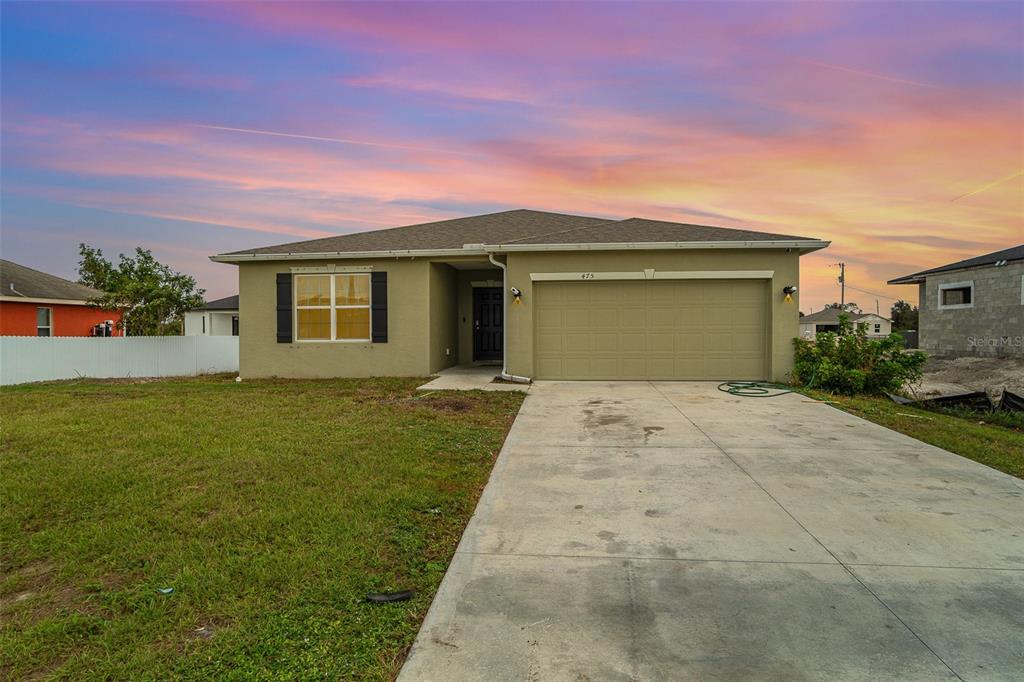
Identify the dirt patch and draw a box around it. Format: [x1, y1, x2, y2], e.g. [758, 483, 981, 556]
[914, 356, 1024, 398]
[419, 396, 474, 413]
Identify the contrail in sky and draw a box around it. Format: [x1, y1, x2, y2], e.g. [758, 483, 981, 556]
[191, 124, 483, 157]
[800, 59, 941, 89]
[952, 169, 1024, 202]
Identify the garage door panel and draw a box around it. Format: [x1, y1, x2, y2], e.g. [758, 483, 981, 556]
[620, 358, 645, 377]
[675, 332, 706, 352]
[677, 308, 704, 327]
[564, 286, 591, 305]
[564, 308, 590, 328]
[536, 308, 563, 329]
[647, 333, 674, 353]
[733, 332, 765, 353]
[621, 332, 646, 352]
[565, 333, 593, 352]
[621, 285, 645, 306]
[536, 333, 564, 353]
[588, 308, 620, 326]
[534, 280, 768, 380]
[592, 333, 620, 352]
[621, 308, 646, 326]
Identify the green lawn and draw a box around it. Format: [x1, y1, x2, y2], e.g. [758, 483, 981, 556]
[0, 376, 524, 680]
[806, 390, 1024, 479]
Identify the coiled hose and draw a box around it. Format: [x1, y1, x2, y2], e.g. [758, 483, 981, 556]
[717, 381, 794, 397]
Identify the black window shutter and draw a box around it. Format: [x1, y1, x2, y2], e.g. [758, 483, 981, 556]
[371, 272, 388, 343]
[276, 273, 292, 343]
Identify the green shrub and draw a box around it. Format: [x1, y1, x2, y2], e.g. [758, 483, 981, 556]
[792, 314, 926, 395]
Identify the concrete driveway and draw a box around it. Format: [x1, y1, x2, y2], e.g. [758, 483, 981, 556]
[400, 381, 1024, 681]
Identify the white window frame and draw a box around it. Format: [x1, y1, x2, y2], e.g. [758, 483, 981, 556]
[36, 307, 52, 336]
[874, 323, 881, 333]
[1020, 274, 1023, 305]
[937, 280, 974, 310]
[294, 273, 372, 342]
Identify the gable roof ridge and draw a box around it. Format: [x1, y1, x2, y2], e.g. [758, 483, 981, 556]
[501, 217, 622, 244]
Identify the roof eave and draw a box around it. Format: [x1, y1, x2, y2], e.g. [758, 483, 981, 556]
[887, 275, 926, 285]
[210, 239, 831, 263]
[483, 239, 830, 253]
[0, 295, 93, 305]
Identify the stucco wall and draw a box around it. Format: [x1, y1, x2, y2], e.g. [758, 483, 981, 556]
[502, 249, 802, 382]
[0, 301, 121, 336]
[428, 263, 459, 373]
[184, 310, 238, 336]
[919, 262, 1024, 357]
[236, 249, 808, 380]
[237, 259, 432, 378]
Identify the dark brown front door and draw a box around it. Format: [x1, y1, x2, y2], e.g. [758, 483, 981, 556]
[473, 287, 503, 362]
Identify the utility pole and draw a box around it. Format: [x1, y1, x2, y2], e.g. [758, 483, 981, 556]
[837, 262, 846, 306]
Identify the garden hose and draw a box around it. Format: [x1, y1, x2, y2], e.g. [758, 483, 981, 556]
[717, 381, 794, 398]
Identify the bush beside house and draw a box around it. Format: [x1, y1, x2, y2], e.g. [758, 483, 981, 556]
[792, 313, 927, 395]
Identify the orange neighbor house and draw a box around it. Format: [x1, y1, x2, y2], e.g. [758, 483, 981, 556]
[0, 259, 121, 336]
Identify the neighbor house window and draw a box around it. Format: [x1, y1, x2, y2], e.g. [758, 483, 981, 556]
[938, 281, 974, 309]
[295, 273, 370, 341]
[36, 307, 52, 336]
[874, 323, 881, 333]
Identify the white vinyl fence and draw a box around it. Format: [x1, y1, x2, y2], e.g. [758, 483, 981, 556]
[1, 336, 239, 385]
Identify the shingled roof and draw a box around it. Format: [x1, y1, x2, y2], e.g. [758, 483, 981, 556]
[0, 259, 102, 302]
[888, 244, 1024, 284]
[200, 295, 239, 311]
[212, 209, 826, 261]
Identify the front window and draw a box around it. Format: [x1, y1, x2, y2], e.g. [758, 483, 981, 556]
[36, 307, 52, 336]
[874, 323, 881, 333]
[295, 273, 371, 341]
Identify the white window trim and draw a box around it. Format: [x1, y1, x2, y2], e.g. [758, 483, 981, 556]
[36, 307, 53, 336]
[290, 264, 374, 274]
[937, 280, 974, 310]
[294, 273, 372, 343]
[1020, 274, 1023, 305]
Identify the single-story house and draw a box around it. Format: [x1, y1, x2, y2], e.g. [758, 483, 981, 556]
[799, 308, 892, 339]
[211, 209, 829, 382]
[184, 295, 239, 337]
[888, 243, 1023, 357]
[0, 259, 120, 337]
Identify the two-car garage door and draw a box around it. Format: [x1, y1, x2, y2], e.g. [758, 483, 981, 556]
[534, 279, 768, 380]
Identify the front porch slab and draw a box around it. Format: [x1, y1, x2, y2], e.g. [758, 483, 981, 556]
[417, 365, 530, 392]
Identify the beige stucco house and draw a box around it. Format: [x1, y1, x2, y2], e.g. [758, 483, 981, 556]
[211, 210, 829, 382]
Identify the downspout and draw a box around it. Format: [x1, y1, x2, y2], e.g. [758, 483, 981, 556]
[487, 252, 531, 384]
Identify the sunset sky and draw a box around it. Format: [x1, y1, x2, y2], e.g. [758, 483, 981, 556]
[2, 1, 1021, 312]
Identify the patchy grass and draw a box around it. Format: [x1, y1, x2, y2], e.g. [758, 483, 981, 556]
[0, 376, 524, 680]
[806, 390, 1024, 479]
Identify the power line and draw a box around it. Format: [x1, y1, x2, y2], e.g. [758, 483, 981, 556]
[843, 283, 900, 302]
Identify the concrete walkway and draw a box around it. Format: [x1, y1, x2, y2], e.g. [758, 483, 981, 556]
[417, 365, 529, 392]
[400, 381, 1024, 681]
